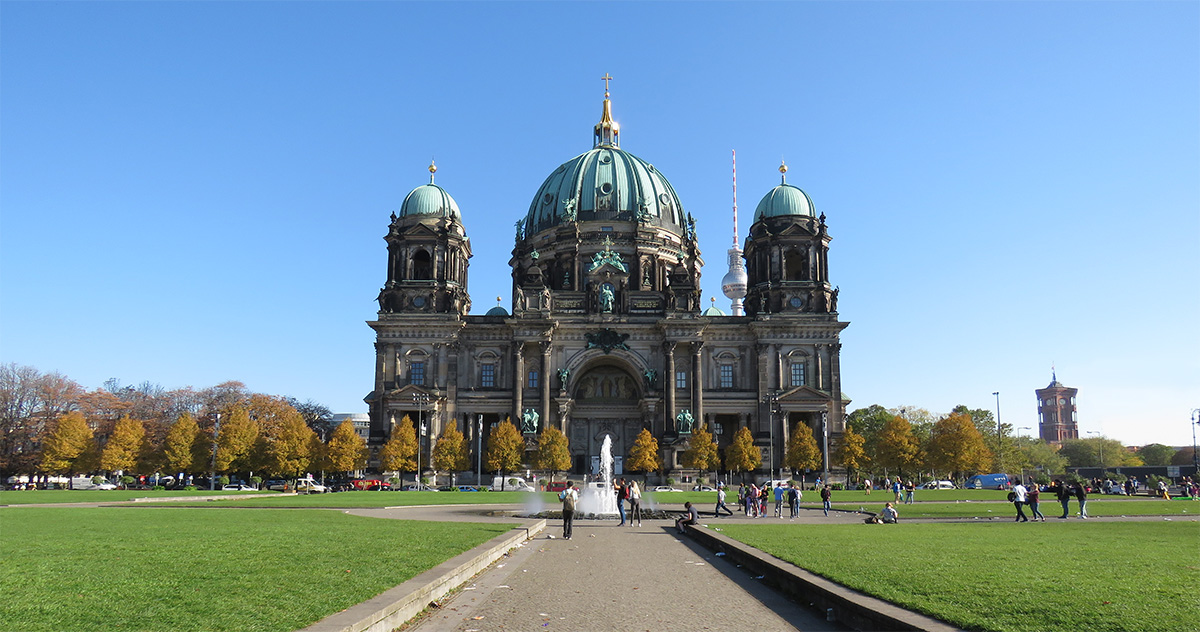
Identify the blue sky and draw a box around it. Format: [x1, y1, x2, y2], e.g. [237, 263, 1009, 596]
[2, 1, 1197, 446]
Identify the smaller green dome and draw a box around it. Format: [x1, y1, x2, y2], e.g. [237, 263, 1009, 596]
[702, 305, 725, 316]
[400, 183, 461, 220]
[753, 183, 815, 221]
[485, 305, 508, 316]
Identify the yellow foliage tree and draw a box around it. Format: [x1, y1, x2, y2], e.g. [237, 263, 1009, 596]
[834, 423, 869, 483]
[326, 419, 368, 474]
[379, 415, 418, 483]
[41, 411, 95, 476]
[531, 425, 570, 480]
[215, 406, 259, 474]
[626, 428, 660, 482]
[679, 423, 720, 474]
[724, 426, 761, 482]
[432, 422, 472, 485]
[875, 415, 922, 478]
[101, 415, 145, 474]
[925, 412, 992, 478]
[784, 421, 822, 474]
[163, 412, 199, 474]
[262, 407, 313, 478]
[484, 419, 525, 483]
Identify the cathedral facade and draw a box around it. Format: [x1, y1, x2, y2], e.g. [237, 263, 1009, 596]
[365, 87, 849, 482]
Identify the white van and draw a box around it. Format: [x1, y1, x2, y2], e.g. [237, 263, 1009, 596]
[70, 476, 116, 490]
[490, 476, 535, 492]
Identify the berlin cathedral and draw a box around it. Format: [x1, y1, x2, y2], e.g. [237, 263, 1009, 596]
[366, 81, 849, 481]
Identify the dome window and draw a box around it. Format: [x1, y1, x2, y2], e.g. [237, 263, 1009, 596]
[600, 182, 613, 195]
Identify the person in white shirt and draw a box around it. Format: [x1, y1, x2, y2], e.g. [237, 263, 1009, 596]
[1012, 482, 1029, 522]
[880, 502, 899, 523]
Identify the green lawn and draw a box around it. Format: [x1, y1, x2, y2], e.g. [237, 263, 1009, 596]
[715, 521, 1200, 632]
[0, 507, 511, 632]
[0, 489, 275, 505]
[174, 490, 557, 507]
[825, 499, 1198, 518]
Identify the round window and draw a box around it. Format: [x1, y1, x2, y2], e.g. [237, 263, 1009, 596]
[412, 296, 426, 308]
[600, 182, 613, 195]
[600, 152, 612, 164]
[543, 193, 554, 205]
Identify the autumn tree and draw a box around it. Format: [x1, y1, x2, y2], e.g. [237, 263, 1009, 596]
[261, 406, 314, 478]
[41, 411, 96, 477]
[784, 421, 822, 475]
[875, 415, 922, 478]
[100, 415, 145, 475]
[484, 419, 525, 487]
[1, 364, 83, 477]
[215, 406, 259, 475]
[625, 428, 660, 483]
[530, 425, 570, 482]
[326, 419, 368, 475]
[724, 426, 761, 483]
[379, 415, 418, 484]
[678, 423, 720, 477]
[163, 412, 200, 474]
[834, 423, 868, 484]
[924, 412, 992, 479]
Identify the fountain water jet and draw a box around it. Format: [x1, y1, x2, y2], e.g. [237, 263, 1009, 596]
[578, 434, 618, 516]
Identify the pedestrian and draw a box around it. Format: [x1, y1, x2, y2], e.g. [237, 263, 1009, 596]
[904, 480, 915, 505]
[737, 483, 746, 514]
[758, 485, 768, 517]
[676, 501, 699, 534]
[1158, 479, 1171, 501]
[864, 478, 872, 495]
[892, 479, 903, 503]
[787, 482, 800, 518]
[747, 484, 759, 517]
[1072, 481, 1089, 519]
[820, 485, 832, 517]
[714, 484, 733, 517]
[1027, 482, 1045, 521]
[628, 479, 643, 526]
[1052, 480, 1071, 518]
[774, 481, 785, 518]
[880, 501, 899, 524]
[614, 478, 628, 526]
[1011, 480, 1029, 522]
[558, 482, 579, 540]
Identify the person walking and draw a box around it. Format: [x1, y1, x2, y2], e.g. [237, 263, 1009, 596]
[820, 485, 832, 517]
[904, 480, 915, 505]
[714, 484, 734, 517]
[892, 479, 903, 503]
[614, 478, 628, 526]
[1158, 479, 1172, 501]
[774, 482, 785, 518]
[1012, 480, 1029, 522]
[737, 483, 746, 514]
[1027, 482, 1045, 521]
[558, 483, 579, 540]
[1072, 481, 1089, 519]
[787, 483, 800, 518]
[628, 479, 643, 526]
[864, 478, 872, 495]
[1053, 480, 1072, 519]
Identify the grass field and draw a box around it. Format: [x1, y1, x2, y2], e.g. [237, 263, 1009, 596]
[0, 507, 511, 632]
[715, 521, 1200, 632]
[0, 489, 276, 505]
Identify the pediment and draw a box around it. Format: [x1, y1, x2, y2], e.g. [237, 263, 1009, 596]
[401, 224, 441, 239]
[777, 385, 830, 402]
[389, 383, 438, 401]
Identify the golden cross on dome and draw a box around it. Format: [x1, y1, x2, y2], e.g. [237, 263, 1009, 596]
[601, 73, 613, 95]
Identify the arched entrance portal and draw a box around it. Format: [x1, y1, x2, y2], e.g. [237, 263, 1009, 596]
[568, 364, 643, 475]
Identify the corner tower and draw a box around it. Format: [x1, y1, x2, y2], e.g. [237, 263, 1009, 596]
[1036, 371, 1078, 443]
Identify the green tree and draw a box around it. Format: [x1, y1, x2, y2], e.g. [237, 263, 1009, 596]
[724, 426, 761, 482]
[531, 425, 570, 481]
[1137, 443, 1177, 466]
[379, 416, 417, 483]
[924, 412, 992, 479]
[163, 412, 199, 474]
[951, 404, 997, 443]
[484, 419, 525, 485]
[1171, 447, 1196, 466]
[41, 411, 95, 476]
[326, 419, 368, 475]
[845, 405, 893, 472]
[626, 428, 660, 482]
[215, 407, 259, 474]
[784, 421, 822, 473]
[433, 422, 471, 484]
[834, 423, 868, 483]
[1059, 437, 1137, 469]
[679, 423, 720, 474]
[875, 415, 921, 478]
[1019, 440, 1068, 475]
[100, 415, 145, 474]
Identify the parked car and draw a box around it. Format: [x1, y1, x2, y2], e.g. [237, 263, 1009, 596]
[222, 484, 257, 491]
[266, 480, 288, 491]
[692, 485, 717, 492]
[403, 484, 439, 491]
[295, 480, 327, 493]
[652, 486, 682, 492]
[921, 480, 955, 490]
[964, 473, 1009, 489]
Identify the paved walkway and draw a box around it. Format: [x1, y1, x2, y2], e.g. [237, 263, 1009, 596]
[345, 504, 860, 632]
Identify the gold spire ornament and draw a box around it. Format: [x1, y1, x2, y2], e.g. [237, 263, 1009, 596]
[594, 73, 620, 148]
[429, 158, 437, 184]
[779, 159, 788, 184]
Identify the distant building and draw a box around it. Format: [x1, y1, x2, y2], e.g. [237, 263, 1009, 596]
[332, 413, 371, 441]
[1036, 372, 1078, 443]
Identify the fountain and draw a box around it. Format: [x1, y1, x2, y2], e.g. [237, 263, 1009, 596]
[578, 434, 618, 516]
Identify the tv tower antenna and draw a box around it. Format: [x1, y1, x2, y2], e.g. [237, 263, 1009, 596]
[721, 150, 748, 315]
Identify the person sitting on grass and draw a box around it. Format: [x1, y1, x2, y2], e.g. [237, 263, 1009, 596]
[676, 501, 699, 534]
[880, 502, 899, 524]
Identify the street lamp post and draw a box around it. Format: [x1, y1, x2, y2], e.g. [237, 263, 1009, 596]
[1086, 430, 1103, 471]
[413, 393, 431, 488]
[209, 413, 221, 491]
[821, 410, 829, 485]
[1191, 409, 1200, 473]
[762, 392, 780, 481]
[992, 392, 1001, 471]
[477, 414, 484, 486]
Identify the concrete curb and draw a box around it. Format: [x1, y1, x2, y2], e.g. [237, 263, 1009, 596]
[298, 520, 547, 632]
[685, 525, 961, 632]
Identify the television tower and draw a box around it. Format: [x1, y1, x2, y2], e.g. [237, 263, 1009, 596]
[721, 150, 748, 315]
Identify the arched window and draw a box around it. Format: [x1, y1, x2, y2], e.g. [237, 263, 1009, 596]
[784, 248, 809, 281]
[412, 250, 433, 280]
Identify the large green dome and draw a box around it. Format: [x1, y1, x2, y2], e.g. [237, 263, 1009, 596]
[523, 146, 686, 235]
[753, 182, 815, 221]
[400, 183, 461, 221]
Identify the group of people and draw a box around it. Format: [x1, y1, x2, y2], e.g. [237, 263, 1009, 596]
[732, 482, 805, 519]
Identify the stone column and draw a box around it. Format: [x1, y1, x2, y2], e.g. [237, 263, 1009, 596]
[513, 344, 525, 424]
[664, 341, 677, 433]
[691, 341, 704, 425]
[541, 341, 552, 430]
[815, 344, 825, 391]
